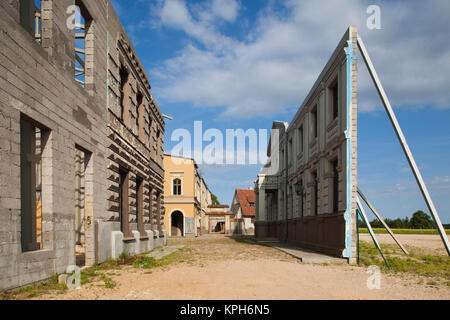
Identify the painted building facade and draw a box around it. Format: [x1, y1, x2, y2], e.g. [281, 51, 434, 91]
[0, 0, 165, 291]
[163, 155, 212, 237]
[254, 27, 358, 262]
[230, 189, 256, 235]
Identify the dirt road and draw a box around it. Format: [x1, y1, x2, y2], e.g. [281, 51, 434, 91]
[33, 234, 449, 300]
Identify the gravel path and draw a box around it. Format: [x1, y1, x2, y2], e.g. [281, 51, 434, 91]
[36, 234, 449, 300]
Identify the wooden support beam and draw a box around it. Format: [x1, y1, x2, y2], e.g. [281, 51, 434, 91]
[357, 188, 409, 255]
[357, 35, 450, 256]
[75, 23, 85, 30]
[357, 198, 390, 269]
[75, 53, 85, 68]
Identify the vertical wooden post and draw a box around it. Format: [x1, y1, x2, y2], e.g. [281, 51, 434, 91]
[357, 198, 390, 269]
[358, 188, 408, 255]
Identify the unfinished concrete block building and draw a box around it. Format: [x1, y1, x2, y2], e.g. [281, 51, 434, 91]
[0, 0, 165, 291]
[254, 27, 358, 262]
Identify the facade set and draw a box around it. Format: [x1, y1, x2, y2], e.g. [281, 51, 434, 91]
[230, 188, 256, 235]
[163, 154, 212, 237]
[0, 0, 166, 291]
[254, 27, 358, 262]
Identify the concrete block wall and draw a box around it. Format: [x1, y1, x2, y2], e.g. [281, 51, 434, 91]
[105, 3, 165, 236]
[106, 228, 166, 260]
[0, 0, 166, 291]
[0, 0, 109, 291]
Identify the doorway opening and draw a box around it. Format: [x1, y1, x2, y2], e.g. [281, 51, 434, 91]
[171, 211, 184, 237]
[214, 221, 225, 233]
[75, 147, 88, 267]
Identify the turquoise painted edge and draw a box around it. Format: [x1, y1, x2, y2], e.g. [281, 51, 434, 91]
[343, 37, 355, 258]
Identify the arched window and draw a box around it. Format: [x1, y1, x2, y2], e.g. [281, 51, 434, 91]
[173, 178, 182, 195]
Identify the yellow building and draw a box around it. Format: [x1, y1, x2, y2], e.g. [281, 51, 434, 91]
[163, 155, 212, 237]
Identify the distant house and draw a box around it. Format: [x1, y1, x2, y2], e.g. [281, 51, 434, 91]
[231, 189, 256, 235]
[205, 205, 233, 234]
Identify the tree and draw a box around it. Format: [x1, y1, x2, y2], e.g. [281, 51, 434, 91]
[370, 219, 383, 228]
[357, 210, 436, 230]
[410, 210, 435, 229]
[211, 193, 220, 205]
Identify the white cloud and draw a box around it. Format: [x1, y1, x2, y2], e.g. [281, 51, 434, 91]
[155, 0, 238, 50]
[365, 175, 450, 200]
[211, 0, 240, 22]
[151, 0, 450, 119]
[430, 176, 450, 191]
[160, 0, 191, 27]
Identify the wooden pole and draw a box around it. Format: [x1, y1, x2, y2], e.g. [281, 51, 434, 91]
[357, 198, 390, 269]
[357, 35, 450, 256]
[357, 188, 409, 255]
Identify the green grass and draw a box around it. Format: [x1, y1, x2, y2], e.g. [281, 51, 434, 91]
[358, 228, 450, 235]
[0, 275, 67, 300]
[133, 257, 160, 269]
[158, 247, 194, 265]
[99, 274, 116, 289]
[358, 241, 450, 282]
[79, 258, 122, 285]
[1, 257, 125, 299]
[132, 247, 191, 270]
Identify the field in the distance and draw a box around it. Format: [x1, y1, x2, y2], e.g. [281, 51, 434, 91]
[358, 228, 450, 235]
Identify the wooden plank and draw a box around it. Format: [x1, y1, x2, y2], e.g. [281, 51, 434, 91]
[358, 188, 408, 255]
[75, 52, 85, 67]
[357, 198, 390, 268]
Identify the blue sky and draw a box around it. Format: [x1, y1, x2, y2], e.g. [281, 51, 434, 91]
[110, 0, 450, 223]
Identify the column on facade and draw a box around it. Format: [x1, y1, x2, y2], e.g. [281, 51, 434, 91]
[257, 187, 267, 221]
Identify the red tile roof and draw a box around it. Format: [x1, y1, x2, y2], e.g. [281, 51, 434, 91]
[236, 189, 256, 217]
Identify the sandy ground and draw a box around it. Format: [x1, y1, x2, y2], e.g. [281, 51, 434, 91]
[359, 233, 449, 254]
[32, 234, 450, 300]
[41, 260, 449, 300]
